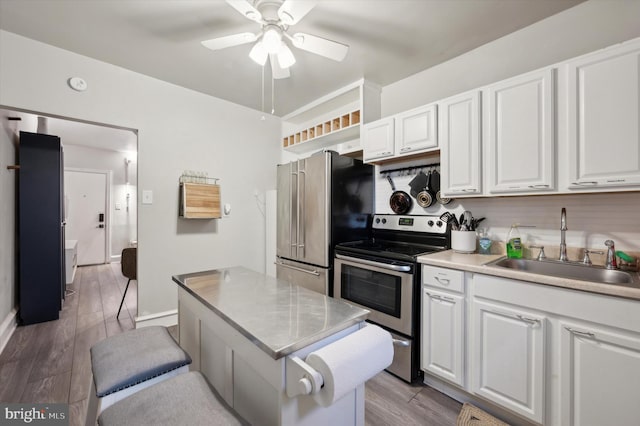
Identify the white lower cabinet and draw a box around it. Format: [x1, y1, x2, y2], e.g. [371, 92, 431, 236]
[470, 298, 546, 424]
[560, 320, 640, 426]
[422, 287, 465, 387]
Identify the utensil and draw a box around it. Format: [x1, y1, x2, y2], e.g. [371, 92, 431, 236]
[416, 171, 435, 208]
[387, 175, 412, 214]
[408, 171, 428, 198]
[431, 170, 452, 205]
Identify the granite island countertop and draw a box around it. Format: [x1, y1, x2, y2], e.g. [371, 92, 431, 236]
[172, 266, 369, 360]
[417, 250, 640, 301]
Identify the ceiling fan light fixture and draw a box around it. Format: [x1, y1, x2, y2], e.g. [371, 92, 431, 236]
[278, 44, 296, 68]
[262, 26, 283, 54]
[249, 41, 268, 66]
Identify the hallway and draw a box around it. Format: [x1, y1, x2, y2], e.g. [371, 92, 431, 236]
[0, 263, 136, 426]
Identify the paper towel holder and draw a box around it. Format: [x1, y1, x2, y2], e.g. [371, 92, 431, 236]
[285, 357, 324, 398]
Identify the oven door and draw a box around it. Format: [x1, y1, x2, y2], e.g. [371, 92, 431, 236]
[333, 253, 414, 336]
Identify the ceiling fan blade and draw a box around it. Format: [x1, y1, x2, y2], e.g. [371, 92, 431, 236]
[290, 32, 348, 62]
[278, 0, 317, 25]
[225, 0, 263, 23]
[201, 32, 257, 51]
[270, 53, 290, 79]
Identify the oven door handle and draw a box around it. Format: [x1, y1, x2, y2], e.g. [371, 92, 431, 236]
[335, 254, 412, 273]
[392, 338, 410, 347]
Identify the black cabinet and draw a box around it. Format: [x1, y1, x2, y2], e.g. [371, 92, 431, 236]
[18, 131, 65, 325]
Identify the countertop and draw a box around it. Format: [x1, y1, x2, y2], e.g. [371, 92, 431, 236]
[172, 267, 369, 360]
[417, 250, 640, 301]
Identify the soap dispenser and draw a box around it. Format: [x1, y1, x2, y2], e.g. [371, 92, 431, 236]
[506, 224, 523, 259]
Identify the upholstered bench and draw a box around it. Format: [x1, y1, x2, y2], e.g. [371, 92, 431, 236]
[86, 326, 192, 426]
[98, 371, 247, 426]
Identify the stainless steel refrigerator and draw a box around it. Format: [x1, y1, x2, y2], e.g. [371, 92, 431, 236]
[276, 150, 373, 295]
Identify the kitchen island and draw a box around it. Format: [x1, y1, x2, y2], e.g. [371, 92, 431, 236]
[172, 267, 373, 426]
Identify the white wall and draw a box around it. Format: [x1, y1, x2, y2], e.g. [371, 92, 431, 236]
[376, 0, 640, 252]
[382, 0, 640, 116]
[0, 113, 18, 333]
[0, 31, 281, 322]
[63, 144, 138, 260]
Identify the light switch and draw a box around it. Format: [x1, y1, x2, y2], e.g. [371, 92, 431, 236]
[142, 190, 153, 205]
[115, 203, 122, 210]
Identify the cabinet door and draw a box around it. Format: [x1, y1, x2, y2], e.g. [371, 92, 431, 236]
[487, 68, 555, 193]
[471, 299, 545, 423]
[560, 321, 640, 426]
[567, 40, 640, 189]
[439, 90, 482, 196]
[363, 117, 394, 162]
[395, 104, 437, 155]
[422, 288, 464, 387]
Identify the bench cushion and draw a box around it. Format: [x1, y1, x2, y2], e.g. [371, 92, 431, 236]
[90, 326, 191, 397]
[98, 372, 247, 426]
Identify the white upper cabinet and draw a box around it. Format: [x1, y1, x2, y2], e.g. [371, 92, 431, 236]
[362, 117, 395, 161]
[486, 68, 555, 193]
[395, 104, 438, 155]
[439, 90, 482, 196]
[566, 39, 640, 189]
[363, 104, 437, 162]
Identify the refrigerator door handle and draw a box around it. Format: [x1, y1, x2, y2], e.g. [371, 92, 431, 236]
[275, 260, 320, 276]
[290, 169, 297, 257]
[298, 165, 306, 258]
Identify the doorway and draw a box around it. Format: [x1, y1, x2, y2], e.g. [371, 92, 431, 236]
[64, 168, 110, 266]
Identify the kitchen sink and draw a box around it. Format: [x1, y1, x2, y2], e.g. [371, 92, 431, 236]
[486, 257, 636, 285]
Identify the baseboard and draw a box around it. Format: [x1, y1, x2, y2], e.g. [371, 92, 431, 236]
[0, 308, 18, 356]
[135, 309, 178, 328]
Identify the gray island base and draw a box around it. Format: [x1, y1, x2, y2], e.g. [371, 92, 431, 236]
[172, 267, 374, 425]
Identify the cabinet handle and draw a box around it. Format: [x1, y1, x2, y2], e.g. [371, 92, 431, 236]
[461, 189, 478, 192]
[400, 147, 412, 152]
[434, 276, 450, 286]
[606, 179, 626, 183]
[528, 184, 550, 188]
[572, 181, 598, 186]
[565, 327, 595, 338]
[426, 292, 454, 303]
[508, 186, 521, 189]
[516, 315, 540, 325]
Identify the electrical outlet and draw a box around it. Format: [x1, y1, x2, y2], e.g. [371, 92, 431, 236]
[142, 190, 153, 205]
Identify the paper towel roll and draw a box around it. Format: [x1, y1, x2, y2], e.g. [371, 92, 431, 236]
[305, 324, 393, 407]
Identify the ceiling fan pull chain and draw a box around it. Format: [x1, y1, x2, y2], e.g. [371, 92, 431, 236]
[271, 72, 275, 114]
[261, 64, 265, 115]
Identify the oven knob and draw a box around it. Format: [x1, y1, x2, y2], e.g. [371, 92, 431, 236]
[436, 220, 443, 227]
[428, 220, 434, 227]
[375, 218, 380, 224]
[381, 218, 387, 224]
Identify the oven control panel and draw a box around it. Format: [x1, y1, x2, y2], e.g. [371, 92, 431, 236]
[372, 214, 448, 234]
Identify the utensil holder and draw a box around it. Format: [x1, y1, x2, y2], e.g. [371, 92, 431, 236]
[452, 231, 476, 254]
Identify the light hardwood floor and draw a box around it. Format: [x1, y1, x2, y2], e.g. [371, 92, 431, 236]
[0, 264, 461, 426]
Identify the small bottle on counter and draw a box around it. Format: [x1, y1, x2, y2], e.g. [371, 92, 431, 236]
[478, 228, 492, 255]
[506, 224, 523, 259]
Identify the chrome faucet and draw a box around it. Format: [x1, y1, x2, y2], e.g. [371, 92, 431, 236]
[559, 208, 568, 262]
[604, 240, 617, 270]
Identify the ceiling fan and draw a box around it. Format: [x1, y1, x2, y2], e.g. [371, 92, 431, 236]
[201, 0, 349, 79]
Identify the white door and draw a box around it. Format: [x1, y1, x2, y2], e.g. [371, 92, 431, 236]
[362, 117, 395, 162]
[439, 90, 482, 196]
[487, 68, 555, 193]
[560, 320, 640, 426]
[567, 39, 640, 189]
[64, 170, 108, 265]
[471, 298, 546, 423]
[395, 104, 438, 155]
[422, 287, 465, 387]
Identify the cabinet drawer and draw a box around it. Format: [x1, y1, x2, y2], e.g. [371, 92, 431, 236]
[422, 265, 464, 293]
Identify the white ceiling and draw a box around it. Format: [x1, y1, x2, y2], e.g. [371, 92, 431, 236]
[0, 0, 585, 118]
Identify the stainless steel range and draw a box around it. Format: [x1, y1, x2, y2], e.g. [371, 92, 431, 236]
[333, 214, 451, 382]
